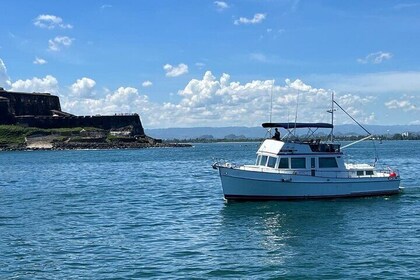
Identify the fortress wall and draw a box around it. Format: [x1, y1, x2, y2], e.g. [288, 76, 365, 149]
[0, 90, 145, 135]
[0, 91, 61, 116]
[15, 114, 145, 135]
[0, 98, 15, 124]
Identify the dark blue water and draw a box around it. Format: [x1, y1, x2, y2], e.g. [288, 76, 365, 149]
[1, 141, 419, 279]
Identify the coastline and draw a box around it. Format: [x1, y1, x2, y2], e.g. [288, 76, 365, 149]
[0, 125, 192, 151]
[0, 141, 192, 151]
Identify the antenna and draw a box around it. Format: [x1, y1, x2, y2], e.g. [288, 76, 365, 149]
[327, 91, 336, 142]
[269, 81, 274, 123]
[294, 89, 299, 136]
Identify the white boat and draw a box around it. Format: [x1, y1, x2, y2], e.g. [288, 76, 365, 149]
[213, 100, 401, 200]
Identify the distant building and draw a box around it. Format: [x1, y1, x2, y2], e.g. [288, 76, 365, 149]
[0, 87, 144, 135]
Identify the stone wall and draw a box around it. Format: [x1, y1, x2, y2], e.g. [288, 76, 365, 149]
[0, 89, 145, 136]
[0, 90, 61, 116]
[0, 97, 14, 124]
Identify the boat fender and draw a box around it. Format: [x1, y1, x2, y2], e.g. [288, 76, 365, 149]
[388, 172, 397, 180]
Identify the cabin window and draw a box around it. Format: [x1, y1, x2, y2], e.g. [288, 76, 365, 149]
[311, 158, 316, 168]
[366, 170, 374, 176]
[319, 157, 338, 168]
[256, 155, 261, 165]
[260, 155, 268, 166]
[357, 171, 364, 176]
[291, 158, 306, 169]
[267, 157, 277, 168]
[278, 158, 289, 169]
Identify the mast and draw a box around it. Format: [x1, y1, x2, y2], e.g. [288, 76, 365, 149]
[327, 91, 336, 142]
[294, 89, 300, 136]
[331, 91, 334, 142]
[269, 82, 273, 123]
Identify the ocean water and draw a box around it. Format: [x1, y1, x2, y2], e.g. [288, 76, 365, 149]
[0, 141, 419, 279]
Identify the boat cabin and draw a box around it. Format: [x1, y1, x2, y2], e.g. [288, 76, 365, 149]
[249, 122, 380, 178]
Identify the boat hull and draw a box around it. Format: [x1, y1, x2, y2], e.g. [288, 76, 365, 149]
[217, 166, 401, 200]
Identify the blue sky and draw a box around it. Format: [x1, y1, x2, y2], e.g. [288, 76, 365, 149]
[0, 0, 419, 128]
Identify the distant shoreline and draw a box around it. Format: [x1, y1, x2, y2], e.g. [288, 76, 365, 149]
[163, 136, 420, 144]
[0, 142, 192, 152]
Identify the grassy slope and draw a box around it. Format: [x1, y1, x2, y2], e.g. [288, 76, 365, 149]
[0, 125, 101, 145]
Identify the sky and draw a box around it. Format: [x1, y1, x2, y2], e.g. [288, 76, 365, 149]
[0, 0, 419, 128]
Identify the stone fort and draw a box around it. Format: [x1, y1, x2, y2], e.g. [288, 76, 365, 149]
[0, 88, 145, 135]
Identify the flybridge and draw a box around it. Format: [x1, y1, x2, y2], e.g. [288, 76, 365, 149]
[262, 122, 334, 129]
[263, 122, 334, 142]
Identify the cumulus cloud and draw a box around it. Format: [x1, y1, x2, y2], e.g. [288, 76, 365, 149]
[33, 57, 47, 65]
[62, 86, 151, 116]
[142, 80, 153, 87]
[9, 75, 59, 94]
[70, 77, 96, 98]
[163, 63, 189, 77]
[0, 58, 11, 87]
[385, 99, 417, 111]
[234, 13, 266, 25]
[4, 54, 416, 128]
[357, 51, 393, 64]
[48, 36, 74, 51]
[214, 1, 229, 11]
[33, 14, 73, 29]
[21, 71, 370, 128]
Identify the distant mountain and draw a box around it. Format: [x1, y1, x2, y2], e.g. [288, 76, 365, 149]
[145, 124, 420, 140]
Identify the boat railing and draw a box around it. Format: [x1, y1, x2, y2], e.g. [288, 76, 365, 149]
[278, 168, 399, 179]
[213, 159, 399, 179]
[238, 165, 399, 179]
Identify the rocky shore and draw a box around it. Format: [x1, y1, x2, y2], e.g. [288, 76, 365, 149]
[0, 142, 192, 151]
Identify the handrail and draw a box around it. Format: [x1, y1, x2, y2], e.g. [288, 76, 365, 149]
[234, 165, 398, 179]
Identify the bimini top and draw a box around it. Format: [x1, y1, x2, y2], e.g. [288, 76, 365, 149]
[262, 122, 333, 129]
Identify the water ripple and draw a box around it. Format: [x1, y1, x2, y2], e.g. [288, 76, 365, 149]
[0, 142, 419, 279]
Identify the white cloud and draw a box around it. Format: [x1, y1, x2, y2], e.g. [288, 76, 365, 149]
[214, 1, 229, 11]
[357, 51, 393, 64]
[2, 55, 418, 128]
[234, 13, 266, 25]
[33, 14, 73, 29]
[385, 99, 417, 111]
[48, 36, 74, 51]
[285, 78, 314, 92]
[163, 63, 189, 77]
[33, 57, 47, 65]
[70, 77, 96, 98]
[9, 75, 59, 94]
[142, 80, 153, 87]
[6, 72, 405, 128]
[62, 86, 151, 116]
[0, 58, 11, 87]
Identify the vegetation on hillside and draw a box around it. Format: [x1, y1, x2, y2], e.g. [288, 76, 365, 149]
[0, 125, 102, 145]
